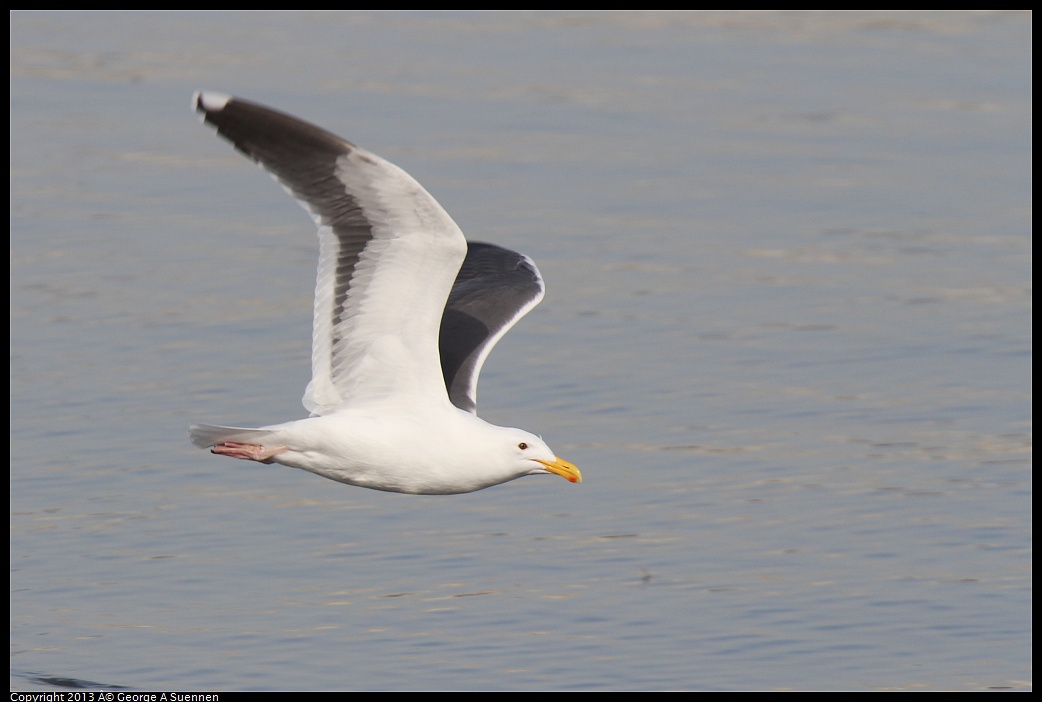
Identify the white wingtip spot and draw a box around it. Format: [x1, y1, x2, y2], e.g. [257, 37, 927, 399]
[193, 90, 232, 115]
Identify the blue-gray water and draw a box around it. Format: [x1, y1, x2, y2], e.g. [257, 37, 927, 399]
[10, 11, 1031, 691]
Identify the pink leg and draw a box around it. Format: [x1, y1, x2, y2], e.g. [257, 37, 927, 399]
[211, 441, 288, 464]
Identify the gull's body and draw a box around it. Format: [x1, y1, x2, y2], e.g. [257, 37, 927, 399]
[188, 92, 580, 494]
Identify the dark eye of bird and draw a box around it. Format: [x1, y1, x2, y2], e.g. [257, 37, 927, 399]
[518, 442, 528, 450]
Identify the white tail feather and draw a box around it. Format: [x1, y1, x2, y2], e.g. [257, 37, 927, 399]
[189, 423, 274, 448]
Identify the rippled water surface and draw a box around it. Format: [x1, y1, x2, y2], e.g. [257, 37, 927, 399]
[11, 11, 1031, 691]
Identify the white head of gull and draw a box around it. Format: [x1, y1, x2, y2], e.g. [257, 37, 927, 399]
[188, 91, 581, 495]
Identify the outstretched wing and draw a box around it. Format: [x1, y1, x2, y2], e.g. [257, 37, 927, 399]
[194, 92, 467, 415]
[439, 242, 545, 414]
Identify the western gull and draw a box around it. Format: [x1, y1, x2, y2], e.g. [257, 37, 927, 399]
[187, 92, 581, 495]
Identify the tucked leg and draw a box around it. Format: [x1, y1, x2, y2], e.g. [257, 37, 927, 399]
[211, 442, 288, 464]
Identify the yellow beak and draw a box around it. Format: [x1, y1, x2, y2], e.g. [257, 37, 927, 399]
[534, 456, 582, 484]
